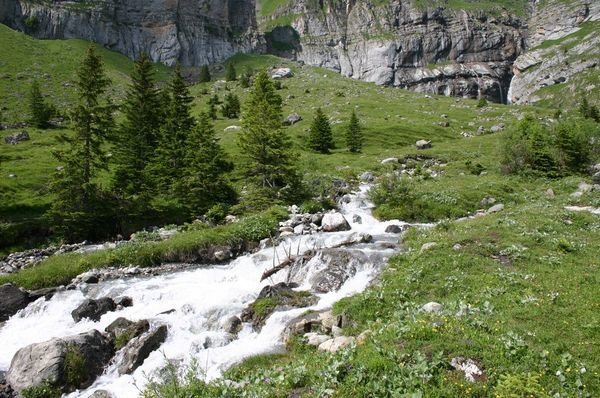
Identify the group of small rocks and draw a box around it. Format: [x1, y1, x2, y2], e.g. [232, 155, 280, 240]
[0, 243, 84, 275]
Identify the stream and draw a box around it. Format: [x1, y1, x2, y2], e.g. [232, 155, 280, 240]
[0, 185, 416, 398]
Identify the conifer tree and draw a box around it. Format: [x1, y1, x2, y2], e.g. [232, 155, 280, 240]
[238, 71, 298, 198]
[29, 80, 52, 128]
[176, 112, 235, 216]
[308, 108, 334, 153]
[225, 63, 237, 82]
[151, 62, 196, 191]
[199, 64, 211, 83]
[48, 47, 114, 240]
[221, 92, 241, 119]
[240, 66, 253, 88]
[346, 110, 363, 153]
[112, 53, 163, 198]
[208, 94, 219, 120]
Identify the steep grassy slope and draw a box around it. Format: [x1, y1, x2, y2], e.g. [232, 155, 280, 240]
[0, 24, 168, 253]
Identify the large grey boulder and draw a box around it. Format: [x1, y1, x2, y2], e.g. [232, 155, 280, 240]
[118, 325, 168, 375]
[6, 330, 114, 393]
[72, 297, 116, 322]
[321, 212, 351, 232]
[0, 284, 32, 322]
[309, 249, 369, 293]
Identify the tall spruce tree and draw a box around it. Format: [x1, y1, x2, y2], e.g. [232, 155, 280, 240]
[112, 53, 163, 198]
[346, 110, 363, 153]
[176, 112, 235, 216]
[199, 64, 211, 83]
[48, 47, 114, 240]
[29, 80, 52, 128]
[151, 62, 196, 191]
[308, 108, 334, 153]
[225, 63, 237, 82]
[238, 71, 298, 199]
[208, 94, 219, 120]
[221, 92, 241, 119]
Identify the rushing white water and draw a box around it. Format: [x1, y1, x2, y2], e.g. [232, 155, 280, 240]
[0, 185, 414, 398]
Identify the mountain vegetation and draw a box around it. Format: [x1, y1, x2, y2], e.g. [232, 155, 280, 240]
[0, 17, 599, 397]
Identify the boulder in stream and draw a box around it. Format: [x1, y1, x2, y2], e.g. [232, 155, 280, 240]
[72, 297, 117, 322]
[6, 330, 114, 393]
[118, 325, 168, 375]
[0, 284, 32, 322]
[321, 212, 351, 232]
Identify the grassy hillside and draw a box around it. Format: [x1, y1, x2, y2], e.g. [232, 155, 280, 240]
[0, 26, 526, 253]
[0, 24, 168, 253]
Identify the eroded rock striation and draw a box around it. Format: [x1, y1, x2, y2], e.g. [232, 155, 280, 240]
[263, 0, 525, 103]
[0, 0, 262, 66]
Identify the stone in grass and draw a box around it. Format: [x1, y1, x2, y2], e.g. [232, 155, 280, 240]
[381, 157, 399, 165]
[318, 336, 355, 353]
[416, 140, 432, 150]
[450, 357, 486, 382]
[421, 302, 443, 313]
[486, 204, 504, 214]
[304, 333, 330, 347]
[420, 242, 437, 253]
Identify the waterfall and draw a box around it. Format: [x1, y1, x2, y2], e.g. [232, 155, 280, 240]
[0, 185, 419, 398]
[506, 74, 516, 105]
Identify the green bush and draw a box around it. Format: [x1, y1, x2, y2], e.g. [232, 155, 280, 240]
[22, 382, 61, 398]
[65, 345, 86, 390]
[495, 373, 551, 398]
[477, 97, 488, 108]
[501, 115, 598, 176]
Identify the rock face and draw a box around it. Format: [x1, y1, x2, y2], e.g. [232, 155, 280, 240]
[508, 0, 600, 105]
[0, 0, 262, 66]
[6, 330, 114, 393]
[262, 0, 525, 103]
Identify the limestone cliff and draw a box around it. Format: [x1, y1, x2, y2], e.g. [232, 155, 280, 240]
[0, 0, 262, 66]
[262, 0, 525, 103]
[508, 0, 599, 105]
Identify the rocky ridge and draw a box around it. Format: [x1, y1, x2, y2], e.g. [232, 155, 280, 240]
[0, 0, 262, 66]
[264, 0, 525, 103]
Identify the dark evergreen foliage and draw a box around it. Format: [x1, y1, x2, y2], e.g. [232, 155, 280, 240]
[238, 71, 299, 201]
[199, 64, 211, 83]
[225, 63, 237, 82]
[28, 80, 52, 128]
[150, 62, 196, 191]
[176, 112, 235, 216]
[221, 92, 241, 119]
[47, 47, 115, 241]
[308, 108, 334, 153]
[346, 110, 363, 153]
[112, 53, 163, 198]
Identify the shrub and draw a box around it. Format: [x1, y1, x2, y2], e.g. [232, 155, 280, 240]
[477, 97, 488, 108]
[22, 382, 61, 398]
[495, 373, 551, 398]
[65, 345, 86, 389]
[502, 115, 599, 176]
